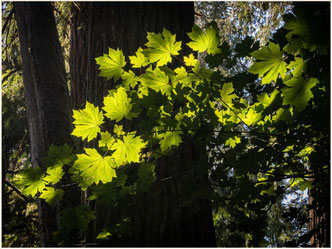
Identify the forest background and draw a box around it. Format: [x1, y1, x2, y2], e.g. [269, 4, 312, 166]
[2, 1, 330, 247]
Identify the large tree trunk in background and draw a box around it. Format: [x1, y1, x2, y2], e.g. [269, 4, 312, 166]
[309, 173, 330, 247]
[70, 2, 216, 246]
[15, 2, 74, 246]
[309, 186, 330, 247]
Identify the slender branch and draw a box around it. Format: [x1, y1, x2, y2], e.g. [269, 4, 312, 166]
[2, 67, 21, 84]
[4, 180, 32, 202]
[2, 8, 14, 35]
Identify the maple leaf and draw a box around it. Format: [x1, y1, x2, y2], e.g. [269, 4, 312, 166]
[287, 57, 307, 77]
[183, 53, 198, 67]
[111, 132, 147, 166]
[39, 187, 64, 205]
[113, 124, 125, 136]
[282, 77, 319, 112]
[140, 68, 172, 95]
[96, 48, 126, 81]
[158, 130, 183, 151]
[72, 102, 104, 142]
[121, 70, 139, 89]
[257, 89, 279, 108]
[187, 23, 221, 55]
[225, 136, 241, 148]
[249, 42, 287, 85]
[60, 205, 95, 231]
[142, 29, 182, 67]
[103, 87, 137, 122]
[98, 131, 115, 149]
[43, 144, 75, 167]
[129, 47, 149, 68]
[73, 148, 117, 185]
[219, 82, 238, 106]
[44, 166, 64, 184]
[239, 107, 262, 126]
[15, 166, 46, 197]
[137, 163, 156, 192]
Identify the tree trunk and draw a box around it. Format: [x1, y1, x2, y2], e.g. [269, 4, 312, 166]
[309, 175, 330, 247]
[14, 2, 74, 246]
[70, 2, 216, 246]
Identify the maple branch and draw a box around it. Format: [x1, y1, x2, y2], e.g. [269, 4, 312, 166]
[5, 180, 32, 203]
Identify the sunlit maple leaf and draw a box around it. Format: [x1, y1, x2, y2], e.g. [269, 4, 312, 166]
[72, 102, 104, 142]
[158, 130, 183, 152]
[287, 57, 307, 77]
[15, 166, 46, 197]
[111, 132, 147, 166]
[142, 29, 181, 67]
[96, 48, 126, 81]
[98, 131, 115, 149]
[73, 148, 117, 185]
[187, 22, 221, 55]
[282, 77, 319, 112]
[183, 53, 198, 67]
[39, 187, 64, 205]
[129, 47, 149, 68]
[225, 136, 241, 148]
[249, 42, 287, 85]
[140, 68, 172, 95]
[239, 107, 262, 126]
[219, 82, 238, 106]
[103, 87, 138, 122]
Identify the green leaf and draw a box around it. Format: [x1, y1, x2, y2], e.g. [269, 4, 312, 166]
[225, 136, 241, 148]
[88, 182, 117, 202]
[282, 77, 319, 112]
[43, 144, 75, 167]
[129, 47, 149, 68]
[219, 82, 238, 106]
[16, 166, 46, 197]
[249, 42, 287, 85]
[111, 132, 147, 166]
[287, 57, 307, 77]
[140, 68, 172, 95]
[103, 87, 137, 122]
[60, 205, 95, 231]
[73, 148, 117, 186]
[142, 29, 181, 67]
[183, 53, 198, 67]
[158, 130, 183, 152]
[137, 163, 156, 192]
[257, 89, 279, 108]
[96, 48, 126, 81]
[272, 108, 293, 123]
[113, 124, 125, 136]
[44, 166, 64, 185]
[187, 23, 221, 54]
[121, 70, 139, 89]
[239, 107, 262, 126]
[98, 131, 115, 149]
[72, 102, 104, 142]
[96, 229, 112, 240]
[39, 187, 64, 205]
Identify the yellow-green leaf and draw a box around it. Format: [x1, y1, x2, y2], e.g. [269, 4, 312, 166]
[15, 166, 46, 197]
[187, 23, 221, 54]
[103, 87, 137, 122]
[129, 47, 149, 68]
[39, 187, 64, 205]
[282, 77, 319, 112]
[111, 132, 147, 166]
[73, 148, 117, 186]
[249, 42, 287, 85]
[72, 102, 104, 142]
[142, 29, 181, 67]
